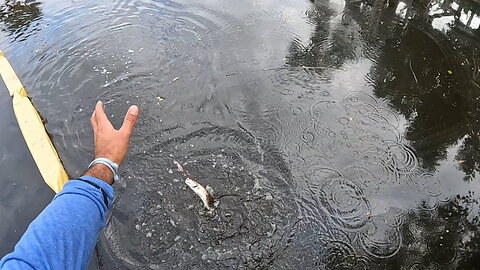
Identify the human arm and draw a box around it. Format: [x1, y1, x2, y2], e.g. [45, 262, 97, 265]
[0, 101, 139, 270]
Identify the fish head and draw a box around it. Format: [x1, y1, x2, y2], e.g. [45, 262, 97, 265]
[185, 178, 198, 188]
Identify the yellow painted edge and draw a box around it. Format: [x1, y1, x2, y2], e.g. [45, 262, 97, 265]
[1, 51, 68, 193]
[0, 52, 24, 97]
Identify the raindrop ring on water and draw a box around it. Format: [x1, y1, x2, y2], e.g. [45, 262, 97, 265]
[318, 177, 371, 230]
[359, 219, 402, 259]
[382, 141, 418, 176]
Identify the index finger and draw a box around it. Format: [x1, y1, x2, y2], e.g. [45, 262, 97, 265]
[94, 101, 114, 129]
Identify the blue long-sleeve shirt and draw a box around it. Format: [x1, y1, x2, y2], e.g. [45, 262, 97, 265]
[0, 176, 113, 270]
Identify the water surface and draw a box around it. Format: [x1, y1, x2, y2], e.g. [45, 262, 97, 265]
[1, 0, 480, 268]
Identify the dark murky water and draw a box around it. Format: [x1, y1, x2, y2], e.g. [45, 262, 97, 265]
[1, 0, 480, 268]
[0, 80, 55, 257]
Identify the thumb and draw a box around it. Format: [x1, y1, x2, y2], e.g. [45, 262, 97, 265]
[120, 105, 139, 135]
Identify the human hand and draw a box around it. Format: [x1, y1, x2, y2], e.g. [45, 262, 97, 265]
[90, 101, 139, 165]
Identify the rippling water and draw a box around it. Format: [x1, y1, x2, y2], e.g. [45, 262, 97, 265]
[1, 0, 480, 268]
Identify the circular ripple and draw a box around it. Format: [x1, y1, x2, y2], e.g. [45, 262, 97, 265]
[323, 240, 371, 270]
[309, 100, 336, 122]
[342, 166, 382, 197]
[19, 0, 234, 175]
[405, 172, 442, 197]
[382, 141, 419, 176]
[359, 217, 402, 259]
[318, 176, 371, 230]
[344, 91, 379, 106]
[301, 129, 316, 146]
[101, 125, 299, 268]
[380, 207, 406, 229]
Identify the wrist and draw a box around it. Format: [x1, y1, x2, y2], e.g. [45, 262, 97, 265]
[84, 163, 114, 185]
[95, 153, 123, 165]
[88, 157, 120, 182]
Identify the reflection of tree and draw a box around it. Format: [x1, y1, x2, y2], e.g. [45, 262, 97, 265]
[286, 2, 335, 68]
[366, 23, 469, 170]
[456, 134, 480, 180]
[379, 194, 480, 268]
[0, 0, 42, 40]
[285, 1, 362, 70]
[283, 0, 480, 267]
[448, 0, 480, 31]
[288, 0, 480, 176]
[347, 0, 480, 176]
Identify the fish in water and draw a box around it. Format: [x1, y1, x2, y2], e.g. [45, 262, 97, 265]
[185, 178, 214, 211]
[174, 161, 214, 210]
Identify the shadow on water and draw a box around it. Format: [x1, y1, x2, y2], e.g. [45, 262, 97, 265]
[1, 0, 480, 268]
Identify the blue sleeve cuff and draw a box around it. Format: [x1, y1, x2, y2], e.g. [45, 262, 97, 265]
[78, 175, 114, 198]
[58, 176, 114, 210]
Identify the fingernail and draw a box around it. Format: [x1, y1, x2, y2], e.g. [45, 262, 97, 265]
[97, 100, 102, 106]
[129, 105, 139, 116]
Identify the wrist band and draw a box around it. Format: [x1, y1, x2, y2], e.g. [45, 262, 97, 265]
[88, 158, 119, 182]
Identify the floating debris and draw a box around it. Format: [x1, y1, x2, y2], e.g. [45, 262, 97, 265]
[171, 76, 180, 83]
[174, 160, 187, 176]
[447, 70, 453, 75]
[156, 96, 165, 103]
[409, 60, 419, 84]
